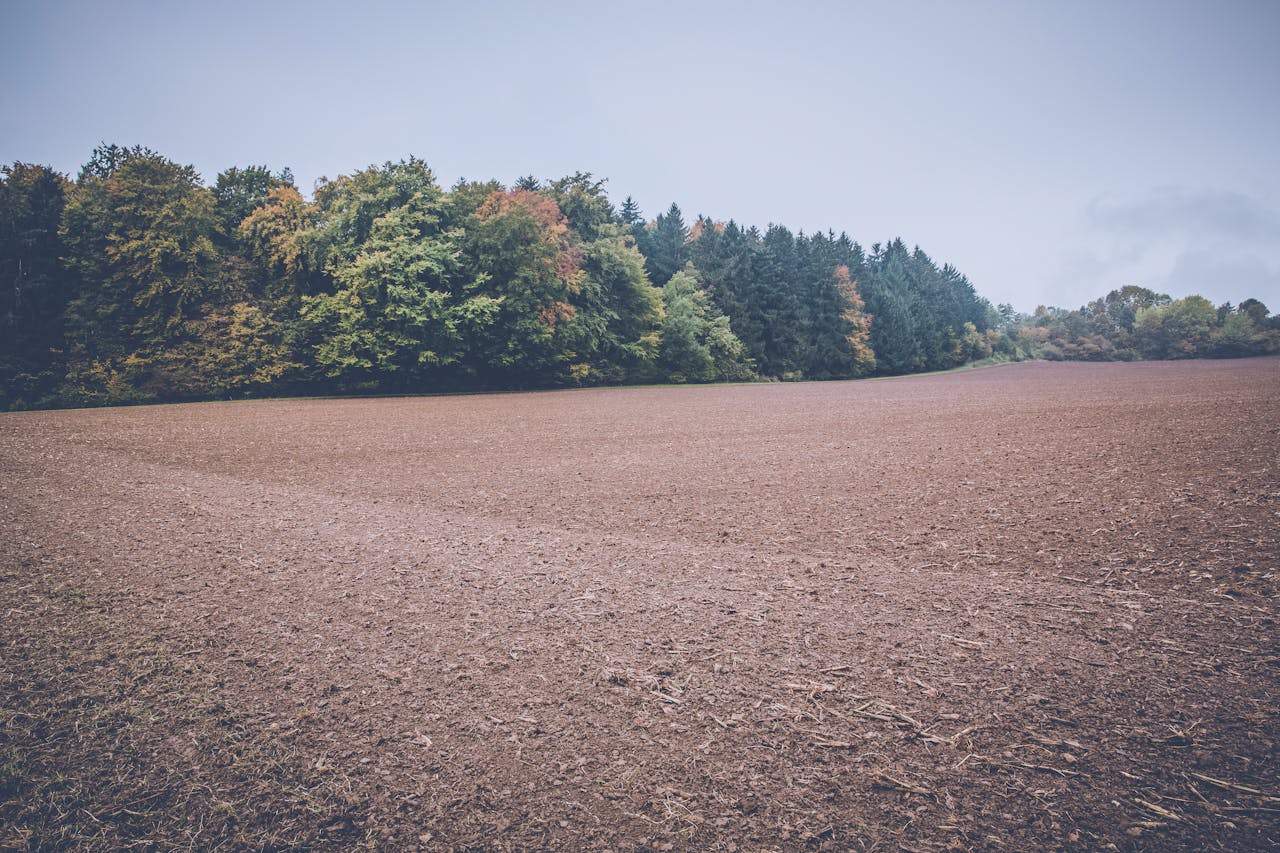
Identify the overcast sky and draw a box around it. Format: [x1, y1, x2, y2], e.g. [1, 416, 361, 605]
[4, 0, 1278, 312]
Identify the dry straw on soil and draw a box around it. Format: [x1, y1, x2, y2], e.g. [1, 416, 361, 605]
[2, 358, 1278, 850]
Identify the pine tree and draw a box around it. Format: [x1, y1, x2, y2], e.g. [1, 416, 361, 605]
[642, 203, 689, 286]
[0, 163, 72, 408]
[619, 196, 643, 227]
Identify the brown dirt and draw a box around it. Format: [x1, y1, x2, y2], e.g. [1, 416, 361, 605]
[2, 358, 1278, 851]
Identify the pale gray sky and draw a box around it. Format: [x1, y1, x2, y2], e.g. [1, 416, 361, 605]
[4, 0, 1278, 312]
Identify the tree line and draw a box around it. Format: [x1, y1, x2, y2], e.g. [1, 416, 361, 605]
[1, 147, 1275, 410]
[999, 286, 1279, 362]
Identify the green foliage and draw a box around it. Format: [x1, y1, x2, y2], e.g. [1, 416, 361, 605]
[237, 186, 318, 293]
[308, 158, 443, 278]
[294, 160, 475, 389]
[1086, 285, 1169, 340]
[658, 270, 713, 382]
[1211, 309, 1267, 357]
[76, 144, 159, 182]
[1238, 298, 1271, 328]
[659, 266, 752, 383]
[443, 179, 505, 229]
[1020, 288, 1276, 362]
[460, 189, 587, 381]
[573, 224, 662, 383]
[301, 191, 463, 386]
[686, 221, 804, 378]
[638, 203, 689, 286]
[860, 240, 994, 374]
[619, 196, 643, 227]
[213, 166, 294, 240]
[544, 173, 616, 241]
[793, 234, 876, 380]
[0, 163, 72, 408]
[59, 149, 221, 399]
[1133, 295, 1218, 359]
[9, 141, 1274, 411]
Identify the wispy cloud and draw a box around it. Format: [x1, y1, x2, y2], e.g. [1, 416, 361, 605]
[1165, 250, 1280, 305]
[1086, 187, 1280, 243]
[1048, 187, 1280, 308]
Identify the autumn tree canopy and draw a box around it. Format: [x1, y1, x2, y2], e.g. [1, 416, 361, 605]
[0, 144, 1274, 410]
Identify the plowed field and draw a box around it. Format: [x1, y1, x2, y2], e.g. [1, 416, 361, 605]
[2, 358, 1278, 850]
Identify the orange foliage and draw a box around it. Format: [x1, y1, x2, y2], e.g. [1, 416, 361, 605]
[475, 189, 582, 291]
[476, 189, 570, 238]
[834, 265, 876, 373]
[538, 300, 577, 330]
[688, 219, 726, 241]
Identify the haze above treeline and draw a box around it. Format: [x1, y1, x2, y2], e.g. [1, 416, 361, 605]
[0, 146, 1277, 411]
[6, 2, 1279, 314]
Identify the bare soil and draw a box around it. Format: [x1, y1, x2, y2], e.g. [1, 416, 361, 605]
[2, 358, 1278, 851]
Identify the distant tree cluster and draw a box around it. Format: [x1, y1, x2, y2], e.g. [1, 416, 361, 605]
[1, 147, 1000, 409]
[1000, 286, 1279, 362]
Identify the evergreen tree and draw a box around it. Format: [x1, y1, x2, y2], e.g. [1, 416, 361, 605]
[750, 225, 804, 377]
[0, 163, 72, 408]
[688, 219, 767, 370]
[640, 203, 689, 286]
[619, 196, 643, 227]
[862, 240, 922, 373]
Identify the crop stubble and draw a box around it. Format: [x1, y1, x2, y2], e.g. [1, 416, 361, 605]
[1, 358, 1278, 850]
